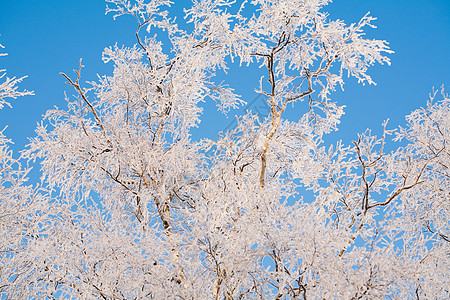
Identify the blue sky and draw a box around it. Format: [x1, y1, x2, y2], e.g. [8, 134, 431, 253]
[0, 0, 449, 153]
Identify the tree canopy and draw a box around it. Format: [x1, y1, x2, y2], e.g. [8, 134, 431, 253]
[0, 1, 449, 299]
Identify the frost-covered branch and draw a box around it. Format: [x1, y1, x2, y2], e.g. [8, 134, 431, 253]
[0, 43, 33, 108]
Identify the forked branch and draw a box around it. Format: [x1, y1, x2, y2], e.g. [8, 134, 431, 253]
[60, 59, 107, 137]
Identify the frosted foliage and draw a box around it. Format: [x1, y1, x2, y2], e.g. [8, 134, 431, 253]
[1, 1, 448, 299]
[0, 42, 48, 298]
[0, 43, 33, 108]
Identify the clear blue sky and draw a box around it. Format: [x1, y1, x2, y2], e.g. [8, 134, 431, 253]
[1, 0, 449, 153]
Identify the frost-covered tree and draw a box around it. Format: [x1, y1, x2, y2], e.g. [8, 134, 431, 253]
[0, 41, 49, 297]
[2, 0, 449, 299]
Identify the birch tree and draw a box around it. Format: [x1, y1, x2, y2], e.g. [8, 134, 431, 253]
[1, 0, 449, 299]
